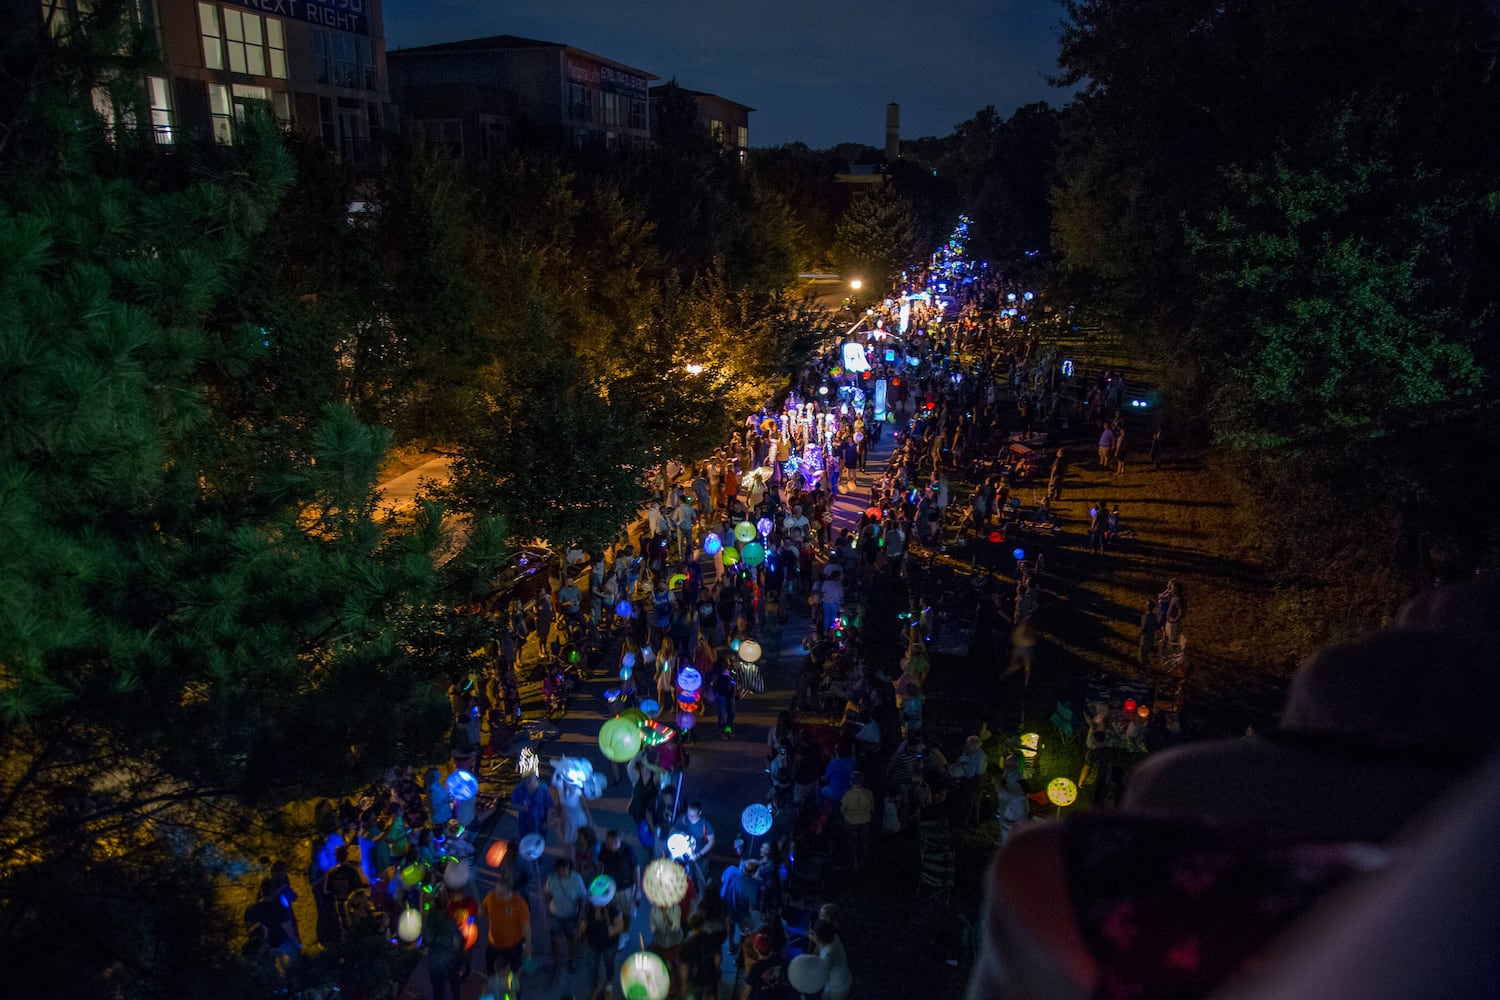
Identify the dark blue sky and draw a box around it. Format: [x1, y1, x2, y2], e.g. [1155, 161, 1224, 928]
[382, 0, 1073, 149]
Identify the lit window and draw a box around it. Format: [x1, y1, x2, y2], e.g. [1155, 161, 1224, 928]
[148, 75, 173, 144]
[737, 125, 748, 149]
[710, 119, 725, 144]
[199, 2, 222, 70]
[266, 18, 286, 79]
[206, 5, 285, 79]
[208, 82, 232, 143]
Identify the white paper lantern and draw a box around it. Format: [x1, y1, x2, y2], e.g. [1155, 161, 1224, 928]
[737, 639, 762, 664]
[641, 858, 688, 907]
[619, 948, 671, 1000]
[396, 907, 423, 944]
[788, 952, 827, 994]
[443, 859, 470, 890]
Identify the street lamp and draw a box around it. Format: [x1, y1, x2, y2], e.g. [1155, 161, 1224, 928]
[849, 278, 863, 291]
[684, 363, 704, 375]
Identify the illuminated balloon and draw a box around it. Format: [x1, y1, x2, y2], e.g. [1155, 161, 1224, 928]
[721, 546, 740, 566]
[737, 639, 762, 664]
[702, 533, 723, 556]
[676, 691, 700, 712]
[619, 948, 671, 1000]
[677, 666, 703, 693]
[484, 841, 508, 868]
[788, 953, 828, 994]
[599, 717, 644, 762]
[520, 833, 547, 860]
[397, 907, 423, 944]
[642, 858, 688, 906]
[756, 517, 773, 537]
[445, 770, 478, 802]
[444, 859, 470, 889]
[676, 711, 697, 731]
[741, 542, 765, 567]
[729, 639, 741, 652]
[741, 803, 773, 836]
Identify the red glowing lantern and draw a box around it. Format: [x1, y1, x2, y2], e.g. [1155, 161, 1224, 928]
[1123, 698, 1137, 712]
[925, 401, 936, 411]
[988, 530, 1003, 544]
[891, 377, 901, 386]
[485, 840, 508, 868]
[459, 918, 478, 950]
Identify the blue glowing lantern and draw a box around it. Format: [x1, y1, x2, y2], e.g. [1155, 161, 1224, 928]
[741, 803, 773, 836]
[615, 599, 634, 619]
[702, 533, 723, 556]
[445, 770, 479, 803]
[1013, 548, 1026, 561]
[640, 698, 660, 717]
[619, 665, 633, 680]
[756, 517, 773, 538]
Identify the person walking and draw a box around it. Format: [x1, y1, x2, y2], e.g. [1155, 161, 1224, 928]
[543, 857, 587, 974]
[1139, 599, 1160, 668]
[580, 875, 625, 999]
[481, 877, 533, 981]
[1098, 424, 1115, 469]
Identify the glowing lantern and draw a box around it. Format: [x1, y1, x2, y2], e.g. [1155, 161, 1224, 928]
[640, 698, 660, 716]
[445, 770, 478, 803]
[989, 531, 1003, 544]
[703, 534, 723, 556]
[666, 832, 696, 861]
[621, 707, 649, 726]
[519, 748, 539, 776]
[599, 717, 644, 762]
[865, 506, 883, 518]
[741, 803, 773, 836]
[788, 953, 828, 994]
[397, 907, 423, 944]
[721, 546, 740, 566]
[677, 711, 697, 731]
[588, 874, 617, 906]
[520, 833, 547, 860]
[619, 948, 671, 1000]
[729, 639, 741, 652]
[443, 859, 470, 890]
[1047, 777, 1078, 808]
[1123, 699, 1137, 713]
[741, 542, 765, 567]
[668, 573, 688, 591]
[641, 719, 675, 746]
[1012, 548, 1026, 561]
[1018, 733, 1040, 760]
[619, 666, 633, 681]
[616, 599, 635, 618]
[584, 772, 607, 800]
[737, 639, 762, 664]
[484, 841, 508, 868]
[622, 651, 638, 669]
[400, 862, 428, 886]
[756, 517, 774, 537]
[642, 646, 655, 663]
[642, 858, 688, 906]
[1137, 704, 1151, 719]
[676, 692, 700, 714]
[459, 918, 478, 950]
[558, 756, 594, 785]
[677, 666, 703, 693]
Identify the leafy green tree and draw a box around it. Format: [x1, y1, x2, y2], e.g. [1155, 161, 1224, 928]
[832, 185, 917, 293]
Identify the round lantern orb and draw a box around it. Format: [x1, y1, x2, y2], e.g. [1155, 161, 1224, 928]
[702, 533, 723, 556]
[1123, 698, 1138, 713]
[484, 841, 508, 868]
[619, 948, 671, 1000]
[599, 717, 644, 763]
[622, 651, 638, 669]
[396, 907, 423, 944]
[1012, 548, 1026, 561]
[619, 666, 633, 681]
[738, 639, 763, 664]
[443, 859, 470, 890]
[676, 711, 697, 731]
[788, 953, 828, 994]
[741, 803, 773, 836]
[1136, 704, 1152, 719]
[1047, 777, 1079, 807]
[642, 858, 689, 906]
[677, 666, 703, 693]
[520, 833, 547, 860]
[741, 542, 765, 567]
[587, 874, 617, 906]
[989, 531, 1004, 544]
[734, 521, 757, 544]
[666, 832, 696, 862]
[445, 770, 479, 803]
[640, 698, 660, 717]
[756, 517, 774, 537]
[400, 862, 427, 887]
[615, 599, 635, 619]
[865, 505, 883, 518]
[721, 546, 740, 567]
[729, 639, 741, 652]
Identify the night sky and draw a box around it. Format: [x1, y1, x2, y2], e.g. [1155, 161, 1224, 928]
[382, 0, 1074, 150]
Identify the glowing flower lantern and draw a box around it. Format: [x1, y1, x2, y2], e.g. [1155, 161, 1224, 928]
[520, 833, 547, 860]
[619, 948, 671, 1000]
[741, 541, 765, 567]
[721, 546, 740, 567]
[788, 953, 828, 995]
[599, 717, 644, 762]
[397, 907, 423, 944]
[484, 841, 508, 868]
[1047, 777, 1078, 808]
[443, 859, 470, 890]
[702, 533, 723, 556]
[642, 858, 689, 906]
[737, 639, 762, 664]
[741, 803, 773, 836]
[677, 666, 703, 693]
[445, 770, 479, 803]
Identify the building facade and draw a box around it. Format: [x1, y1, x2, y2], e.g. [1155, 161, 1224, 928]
[36, 0, 389, 163]
[387, 35, 656, 163]
[649, 82, 752, 161]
